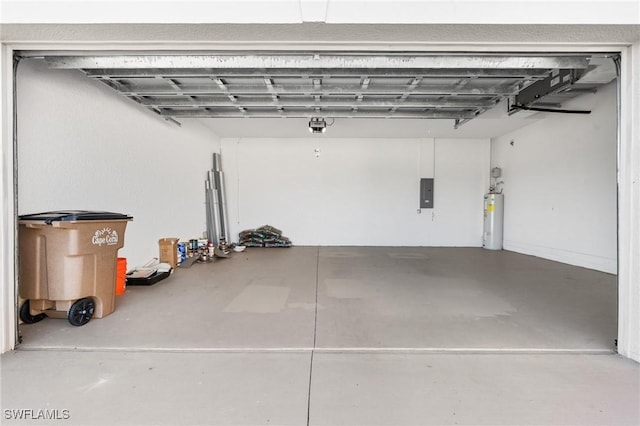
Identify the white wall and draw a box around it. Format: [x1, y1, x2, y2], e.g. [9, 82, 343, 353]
[2, 1, 638, 25]
[617, 43, 640, 361]
[1, 44, 17, 355]
[17, 59, 220, 267]
[221, 137, 489, 246]
[491, 82, 617, 273]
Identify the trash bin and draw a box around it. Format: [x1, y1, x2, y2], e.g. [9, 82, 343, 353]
[18, 210, 132, 326]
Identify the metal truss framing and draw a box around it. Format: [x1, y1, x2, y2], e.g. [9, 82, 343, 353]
[42, 52, 597, 126]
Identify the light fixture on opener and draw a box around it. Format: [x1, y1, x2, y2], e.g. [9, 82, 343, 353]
[308, 117, 327, 133]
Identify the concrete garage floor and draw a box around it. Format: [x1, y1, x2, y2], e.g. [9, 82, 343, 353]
[2, 247, 638, 425]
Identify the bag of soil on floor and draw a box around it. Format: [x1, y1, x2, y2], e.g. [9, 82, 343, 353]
[256, 225, 282, 237]
[239, 229, 255, 240]
[243, 241, 265, 247]
[264, 241, 292, 248]
[240, 236, 265, 245]
[238, 225, 291, 248]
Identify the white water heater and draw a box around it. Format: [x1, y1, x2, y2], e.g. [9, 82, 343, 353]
[483, 193, 504, 250]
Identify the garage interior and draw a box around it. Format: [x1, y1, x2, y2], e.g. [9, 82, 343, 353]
[14, 50, 621, 348]
[3, 45, 639, 425]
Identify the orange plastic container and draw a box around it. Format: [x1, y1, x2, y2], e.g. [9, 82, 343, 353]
[115, 257, 127, 296]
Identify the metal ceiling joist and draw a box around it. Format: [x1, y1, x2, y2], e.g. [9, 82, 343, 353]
[96, 76, 132, 94]
[161, 110, 479, 119]
[114, 84, 518, 96]
[138, 98, 498, 109]
[79, 68, 553, 79]
[45, 54, 590, 71]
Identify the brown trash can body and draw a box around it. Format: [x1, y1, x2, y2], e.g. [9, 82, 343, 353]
[19, 211, 132, 320]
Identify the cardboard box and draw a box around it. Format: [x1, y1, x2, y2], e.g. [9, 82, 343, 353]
[158, 238, 179, 268]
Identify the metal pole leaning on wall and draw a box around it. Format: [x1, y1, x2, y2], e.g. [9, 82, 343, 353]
[216, 170, 230, 242]
[205, 166, 222, 246]
[206, 153, 230, 245]
[205, 177, 217, 245]
[211, 179, 221, 243]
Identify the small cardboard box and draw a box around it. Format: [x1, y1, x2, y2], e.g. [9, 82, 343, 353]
[158, 238, 179, 268]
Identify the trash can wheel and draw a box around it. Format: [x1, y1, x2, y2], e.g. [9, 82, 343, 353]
[68, 297, 95, 326]
[19, 300, 46, 324]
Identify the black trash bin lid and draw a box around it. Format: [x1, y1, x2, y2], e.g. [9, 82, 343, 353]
[19, 210, 133, 224]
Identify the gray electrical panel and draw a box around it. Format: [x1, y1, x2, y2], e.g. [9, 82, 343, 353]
[420, 178, 434, 209]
